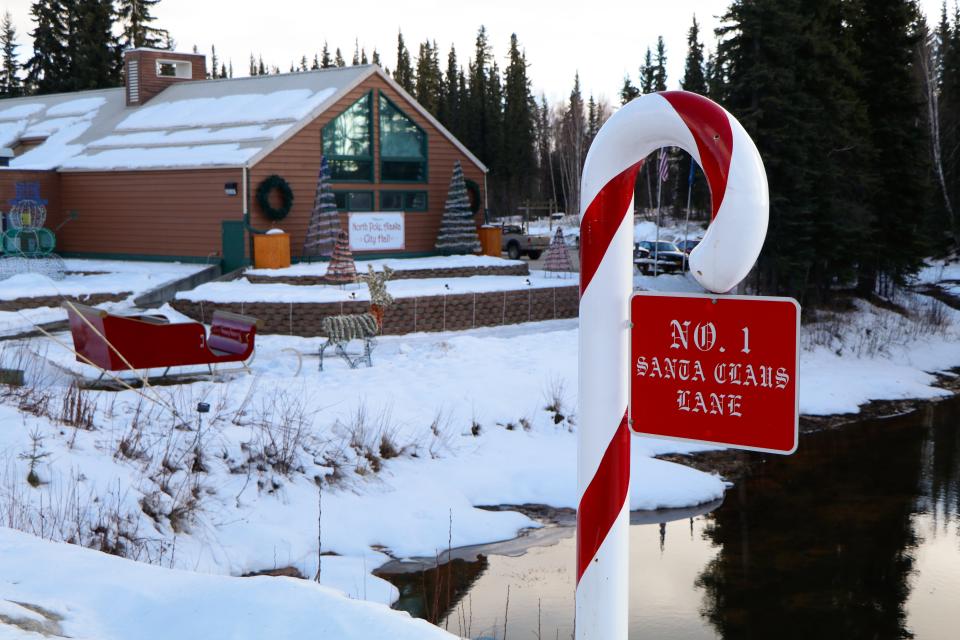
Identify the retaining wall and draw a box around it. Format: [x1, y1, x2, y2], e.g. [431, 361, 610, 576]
[171, 285, 579, 337]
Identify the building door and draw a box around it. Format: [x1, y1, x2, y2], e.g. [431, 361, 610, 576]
[221, 220, 246, 273]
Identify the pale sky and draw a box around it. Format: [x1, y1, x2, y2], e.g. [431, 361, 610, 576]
[2, 0, 951, 105]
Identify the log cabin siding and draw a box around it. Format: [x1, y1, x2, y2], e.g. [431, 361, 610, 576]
[55, 169, 242, 259]
[250, 75, 486, 257]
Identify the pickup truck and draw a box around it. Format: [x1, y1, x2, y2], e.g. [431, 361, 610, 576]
[501, 224, 551, 260]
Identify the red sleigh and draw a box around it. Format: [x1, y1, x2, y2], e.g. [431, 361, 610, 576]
[63, 302, 259, 379]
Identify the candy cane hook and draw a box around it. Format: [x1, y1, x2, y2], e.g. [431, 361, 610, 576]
[577, 91, 768, 639]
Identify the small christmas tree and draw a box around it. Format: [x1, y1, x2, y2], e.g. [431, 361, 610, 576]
[543, 227, 574, 276]
[325, 230, 357, 286]
[303, 156, 340, 259]
[434, 161, 480, 255]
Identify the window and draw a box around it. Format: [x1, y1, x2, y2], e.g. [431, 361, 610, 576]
[333, 191, 373, 211]
[380, 191, 427, 211]
[156, 59, 192, 78]
[379, 94, 427, 182]
[323, 93, 373, 181]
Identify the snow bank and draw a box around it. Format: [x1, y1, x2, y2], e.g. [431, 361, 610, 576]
[0, 260, 206, 301]
[0, 527, 456, 640]
[246, 254, 526, 278]
[177, 272, 575, 303]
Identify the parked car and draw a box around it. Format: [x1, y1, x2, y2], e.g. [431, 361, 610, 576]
[501, 224, 550, 260]
[675, 238, 701, 254]
[634, 240, 686, 275]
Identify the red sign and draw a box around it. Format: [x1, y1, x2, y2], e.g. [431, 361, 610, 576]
[629, 292, 799, 454]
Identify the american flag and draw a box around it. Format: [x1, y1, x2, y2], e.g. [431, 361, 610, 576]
[658, 149, 669, 183]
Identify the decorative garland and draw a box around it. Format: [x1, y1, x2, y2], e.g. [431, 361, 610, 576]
[256, 175, 294, 221]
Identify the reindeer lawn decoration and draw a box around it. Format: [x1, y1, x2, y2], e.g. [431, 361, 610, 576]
[319, 265, 394, 371]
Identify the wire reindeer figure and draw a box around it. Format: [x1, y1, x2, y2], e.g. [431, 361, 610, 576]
[319, 265, 394, 370]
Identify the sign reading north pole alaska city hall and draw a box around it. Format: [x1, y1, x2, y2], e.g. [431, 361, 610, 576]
[630, 291, 800, 454]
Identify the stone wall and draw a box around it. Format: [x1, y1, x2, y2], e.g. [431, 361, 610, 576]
[244, 263, 529, 286]
[171, 285, 579, 337]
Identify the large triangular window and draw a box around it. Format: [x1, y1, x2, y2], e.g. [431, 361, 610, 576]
[322, 92, 373, 181]
[379, 94, 427, 182]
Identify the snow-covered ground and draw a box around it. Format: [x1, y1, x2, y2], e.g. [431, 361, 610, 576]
[246, 254, 527, 278]
[0, 527, 455, 640]
[3, 256, 960, 638]
[0, 259, 208, 336]
[178, 271, 576, 303]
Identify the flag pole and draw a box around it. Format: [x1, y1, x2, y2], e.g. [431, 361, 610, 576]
[682, 160, 695, 272]
[654, 149, 665, 277]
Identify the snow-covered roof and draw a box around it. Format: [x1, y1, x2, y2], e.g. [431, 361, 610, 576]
[0, 65, 486, 172]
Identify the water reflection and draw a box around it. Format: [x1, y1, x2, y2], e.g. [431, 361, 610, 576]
[379, 399, 960, 639]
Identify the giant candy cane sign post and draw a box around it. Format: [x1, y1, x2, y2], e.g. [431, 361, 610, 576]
[577, 91, 798, 638]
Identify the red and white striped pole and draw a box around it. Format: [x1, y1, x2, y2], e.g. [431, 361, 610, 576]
[576, 91, 768, 638]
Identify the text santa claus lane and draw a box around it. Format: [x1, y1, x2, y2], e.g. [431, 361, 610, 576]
[634, 319, 791, 418]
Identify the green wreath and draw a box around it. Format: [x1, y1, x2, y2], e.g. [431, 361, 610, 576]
[256, 175, 294, 221]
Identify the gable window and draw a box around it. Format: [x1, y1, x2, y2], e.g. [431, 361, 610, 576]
[333, 191, 374, 211]
[323, 93, 373, 181]
[380, 191, 427, 211]
[379, 94, 427, 182]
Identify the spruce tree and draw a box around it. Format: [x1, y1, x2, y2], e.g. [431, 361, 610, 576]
[415, 40, 442, 115]
[639, 47, 655, 93]
[66, 0, 120, 91]
[352, 39, 360, 65]
[466, 26, 492, 165]
[653, 36, 667, 91]
[210, 45, 219, 78]
[117, 0, 166, 50]
[321, 42, 332, 68]
[718, 0, 818, 297]
[26, 0, 69, 95]
[677, 15, 709, 217]
[484, 60, 504, 177]
[620, 74, 640, 105]
[361, 48, 368, 64]
[221, 62, 227, 79]
[371, 49, 380, 66]
[335, 48, 345, 68]
[853, 0, 932, 291]
[394, 31, 414, 91]
[502, 33, 537, 212]
[438, 45, 460, 134]
[0, 11, 21, 98]
[311, 53, 319, 70]
[249, 53, 256, 76]
[435, 161, 481, 255]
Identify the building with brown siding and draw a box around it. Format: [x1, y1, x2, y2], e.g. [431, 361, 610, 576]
[0, 49, 487, 269]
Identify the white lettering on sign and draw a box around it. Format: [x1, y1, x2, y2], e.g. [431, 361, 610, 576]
[635, 318, 792, 419]
[348, 212, 406, 251]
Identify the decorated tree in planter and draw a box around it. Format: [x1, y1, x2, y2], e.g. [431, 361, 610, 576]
[302, 157, 340, 259]
[543, 227, 573, 276]
[325, 230, 357, 286]
[434, 161, 480, 255]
